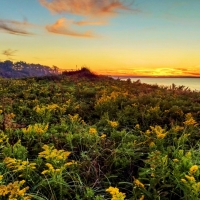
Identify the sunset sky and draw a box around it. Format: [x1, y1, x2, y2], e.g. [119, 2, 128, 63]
[1, 0, 200, 76]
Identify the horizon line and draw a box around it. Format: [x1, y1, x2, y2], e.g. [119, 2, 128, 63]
[107, 75, 200, 78]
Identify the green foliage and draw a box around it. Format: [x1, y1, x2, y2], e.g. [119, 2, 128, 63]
[2, 140, 28, 160]
[0, 75, 200, 199]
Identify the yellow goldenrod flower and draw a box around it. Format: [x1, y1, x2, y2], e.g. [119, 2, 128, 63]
[150, 125, 168, 139]
[157, 133, 166, 139]
[173, 159, 179, 163]
[0, 132, 8, 144]
[108, 120, 119, 128]
[45, 163, 54, 170]
[38, 145, 71, 162]
[65, 160, 77, 167]
[106, 186, 119, 195]
[112, 192, 126, 200]
[106, 186, 126, 200]
[151, 173, 155, 177]
[41, 170, 48, 175]
[41, 163, 63, 175]
[172, 125, 184, 132]
[133, 178, 145, 189]
[22, 123, 48, 136]
[0, 175, 3, 181]
[190, 165, 198, 174]
[101, 134, 107, 138]
[185, 175, 195, 182]
[89, 127, 97, 134]
[4, 157, 36, 176]
[0, 180, 31, 199]
[68, 114, 82, 123]
[181, 179, 187, 183]
[145, 130, 151, 135]
[183, 113, 197, 126]
[135, 124, 140, 129]
[39, 145, 76, 177]
[149, 142, 155, 147]
[139, 195, 145, 200]
[10, 113, 15, 118]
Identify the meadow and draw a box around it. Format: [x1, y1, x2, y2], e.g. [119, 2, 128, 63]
[0, 71, 200, 200]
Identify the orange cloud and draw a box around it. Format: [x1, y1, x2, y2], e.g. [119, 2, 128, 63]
[98, 67, 200, 77]
[39, 0, 128, 16]
[74, 20, 106, 26]
[0, 19, 33, 35]
[46, 18, 95, 38]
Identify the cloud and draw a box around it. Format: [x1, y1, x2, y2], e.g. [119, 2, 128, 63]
[2, 49, 18, 60]
[46, 18, 95, 38]
[74, 20, 106, 26]
[98, 67, 200, 77]
[179, 68, 200, 77]
[39, 0, 138, 38]
[0, 19, 33, 35]
[39, 0, 129, 16]
[186, 72, 200, 76]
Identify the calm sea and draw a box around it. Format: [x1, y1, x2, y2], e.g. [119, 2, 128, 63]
[114, 77, 200, 92]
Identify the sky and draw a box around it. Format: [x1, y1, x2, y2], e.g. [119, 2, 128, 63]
[0, 0, 200, 77]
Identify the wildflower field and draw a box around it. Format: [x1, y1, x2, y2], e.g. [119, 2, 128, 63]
[0, 74, 200, 199]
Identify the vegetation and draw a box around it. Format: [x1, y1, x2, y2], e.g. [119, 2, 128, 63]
[62, 67, 98, 79]
[0, 70, 200, 199]
[0, 60, 58, 78]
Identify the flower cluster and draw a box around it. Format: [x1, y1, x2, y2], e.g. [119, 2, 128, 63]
[148, 106, 160, 113]
[133, 177, 145, 189]
[108, 120, 119, 128]
[190, 165, 198, 175]
[150, 125, 168, 139]
[106, 186, 126, 200]
[183, 113, 197, 127]
[3, 157, 36, 177]
[22, 123, 48, 135]
[89, 127, 97, 135]
[68, 114, 82, 123]
[34, 104, 59, 114]
[180, 164, 200, 195]
[38, 145, 71, 164]
[0, 180, 31, 200]
[41, 163, 62, 175]
[41, 160, 77, 176]
[172, 125, 184, 132]
[100, 133, 106, 138]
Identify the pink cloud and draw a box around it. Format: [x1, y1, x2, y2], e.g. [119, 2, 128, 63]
[38, 0, 128, 16]
[46, 18, 95, 38]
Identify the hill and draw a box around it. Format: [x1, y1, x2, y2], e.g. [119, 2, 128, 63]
[62, 67, 101, 79]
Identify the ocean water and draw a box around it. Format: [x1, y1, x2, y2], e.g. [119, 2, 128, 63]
[116, 77, 200, 91]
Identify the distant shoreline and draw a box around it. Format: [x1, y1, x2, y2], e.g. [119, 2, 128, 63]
[110, 76, 200, 91]
[111, 76, 200, 79]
